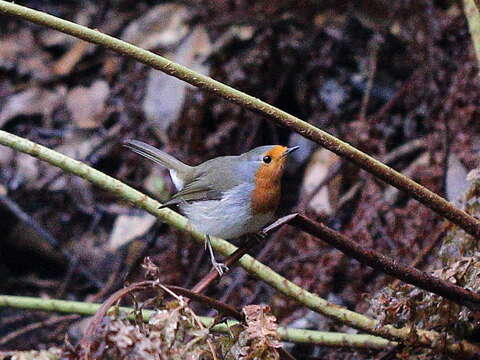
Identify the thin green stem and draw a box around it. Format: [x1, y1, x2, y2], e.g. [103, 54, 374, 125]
[0, 0, 478, 238]
[0, 295, 394, 349]
[0, 131, 479, 356]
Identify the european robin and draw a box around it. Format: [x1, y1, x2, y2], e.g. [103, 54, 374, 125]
[124, 140, 298, 274]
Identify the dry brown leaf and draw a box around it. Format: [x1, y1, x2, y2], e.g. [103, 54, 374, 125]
[121, 3, 189, 50]
[15, 152, 40, 186]
[142, 26, 211, 134]
[446, 153, 468, 206]
[242, 305, 281, 359]
[0, 146, 15, 167]
[301, 148, 340, 214]
[66, 80, 109, 129]
[0, 87, 66, 127]
[0, 28, 53, 80]
[108, 213, 157, 251]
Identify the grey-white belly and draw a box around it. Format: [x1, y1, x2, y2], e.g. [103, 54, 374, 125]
[179, 183, 274, 239]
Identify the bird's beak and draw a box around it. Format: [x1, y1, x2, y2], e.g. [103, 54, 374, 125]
[282, 146, 300, 157]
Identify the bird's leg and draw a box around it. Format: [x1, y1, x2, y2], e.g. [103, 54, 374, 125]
[205, 234, 229, 276]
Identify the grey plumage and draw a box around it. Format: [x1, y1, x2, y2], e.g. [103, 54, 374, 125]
[124, 140, 278, 208]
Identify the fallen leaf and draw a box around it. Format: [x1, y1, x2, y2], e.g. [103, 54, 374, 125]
[121, 3, 189, 50]
[301, 149, 340, 214]
[0, 146, 15, 167]
[0, 87, 66, 127]
[0, 28, 53, 80]
[108, 213, 156, 251]
[66, 80, 110, 128]
[142, 26, 211, 134]
[15, 152, 40, 186]
[446, 153, 469, 205]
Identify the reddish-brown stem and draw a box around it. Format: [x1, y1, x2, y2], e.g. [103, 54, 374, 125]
[166, 285, 242, 320]
[81, 281, 153, 360]
[190, 237, 259, 294]
[291, 214, 480, 310]
[391, 222, 449, 289]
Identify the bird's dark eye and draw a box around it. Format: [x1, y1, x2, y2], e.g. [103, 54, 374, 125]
[262, 155, 272, 164]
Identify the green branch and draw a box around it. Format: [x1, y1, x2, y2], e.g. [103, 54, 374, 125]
[1, 131, 479, 356]
[0, 295, 394, 349]
[0, 0, 478, 239]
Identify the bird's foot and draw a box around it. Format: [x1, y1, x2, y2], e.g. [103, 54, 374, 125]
[211, 259, 229, 276]
[205, 234, 229, 276]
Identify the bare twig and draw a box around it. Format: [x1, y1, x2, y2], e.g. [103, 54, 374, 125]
[167, 285, 242, 320]
[0, 294, 395, 350]
[291, 214, 480, 310]
[190, 236, 259, 294]
[380, 139, 426, 165]
[0, 194, 102, 289]
[81, 281, 154, 359]
[359, 38, 380, 120]
[391, 222, 449, 289]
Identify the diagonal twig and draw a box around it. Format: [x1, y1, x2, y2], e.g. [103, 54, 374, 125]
[0, 194, 102, 289]
[291, 213, 480, 310]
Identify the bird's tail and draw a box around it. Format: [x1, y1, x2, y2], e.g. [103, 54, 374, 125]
[123, 140, 192, 177]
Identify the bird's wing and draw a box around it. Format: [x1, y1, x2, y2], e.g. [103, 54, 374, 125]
[159, 159, 243, 208]
[159, 176, 223, 208]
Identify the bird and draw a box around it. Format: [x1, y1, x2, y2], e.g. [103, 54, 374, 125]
[124, 140, 299, 274]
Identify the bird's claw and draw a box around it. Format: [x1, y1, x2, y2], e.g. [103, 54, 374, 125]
[205, 234, 228, 276]
[211, 260, 229, 276]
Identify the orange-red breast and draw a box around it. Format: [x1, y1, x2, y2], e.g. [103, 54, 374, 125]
[124, 140, 298, 273]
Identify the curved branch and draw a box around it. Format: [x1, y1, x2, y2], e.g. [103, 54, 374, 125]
[0, 0, 478, 239]
[0, 294, 395, 350]
[1, 131, 479, 356]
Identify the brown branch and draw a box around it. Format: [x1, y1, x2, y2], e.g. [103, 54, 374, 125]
[0, 195, 102, 289]
[190, 237, 258, 294]
[290, 214, 480, 310]
[166, 285, 242, 320]
[391, 222, 449, 289]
